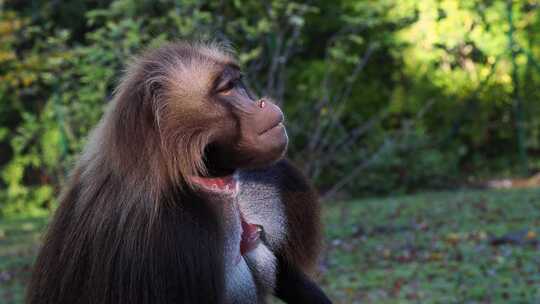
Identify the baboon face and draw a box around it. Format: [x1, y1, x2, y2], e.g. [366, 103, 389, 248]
[204, 64, 288, 175]
[147, 43, 288, 182]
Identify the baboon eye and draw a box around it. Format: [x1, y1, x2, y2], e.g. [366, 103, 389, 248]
[218, 77, 243, 96]
[218, 81, 235, 95]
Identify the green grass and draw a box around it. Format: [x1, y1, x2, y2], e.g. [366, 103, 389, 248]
[2, 188, 540, 303]
[0, 216, 48, 304]
[321, 188, 540, 303]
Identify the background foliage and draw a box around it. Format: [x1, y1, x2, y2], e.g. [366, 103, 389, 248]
[1, 0, 540, 215]
[2, 1, 540, 303]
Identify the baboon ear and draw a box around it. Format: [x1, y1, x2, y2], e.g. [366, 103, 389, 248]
[144, 78, 164, 103]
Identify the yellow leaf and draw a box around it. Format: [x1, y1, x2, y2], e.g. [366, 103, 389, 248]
[429, 252, 443, 261]
[0, 51, 16, 62]
[445, 232, 460, 245]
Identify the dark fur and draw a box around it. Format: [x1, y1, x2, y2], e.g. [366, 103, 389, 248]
[241, 160, 331, 303]
[275, 160, 322, 272]
[26, 41, 330, 304]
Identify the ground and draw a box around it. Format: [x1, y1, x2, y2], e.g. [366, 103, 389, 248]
[0, 216, 47, 303]
[1, 188, 540, 303]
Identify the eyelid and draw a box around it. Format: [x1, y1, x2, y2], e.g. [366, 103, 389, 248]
[217, 80, 233, 92]
[215, 82, 234, 96]
[216, 71, 245, 94]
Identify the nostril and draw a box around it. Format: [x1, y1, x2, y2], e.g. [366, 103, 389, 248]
[258, 99, 266, 109]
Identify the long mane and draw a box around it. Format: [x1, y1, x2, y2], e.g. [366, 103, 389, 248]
[26, 41, 232, 304]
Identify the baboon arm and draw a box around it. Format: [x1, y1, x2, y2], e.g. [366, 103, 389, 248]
[274, 256, 332, 304]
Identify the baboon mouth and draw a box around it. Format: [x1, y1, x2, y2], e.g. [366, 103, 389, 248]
[259, 120, 284, 135]
[191, 175, 238, 195]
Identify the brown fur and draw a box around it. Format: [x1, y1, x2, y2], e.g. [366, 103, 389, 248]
[27, 41, 329, 304]
[27, 41, 234, 304]
[115, 41, 237, 188]
[278, 160, 322, 273]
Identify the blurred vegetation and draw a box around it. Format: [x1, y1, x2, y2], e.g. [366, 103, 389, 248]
[1, 0, 540, 215]
[2, 188, 540, 303]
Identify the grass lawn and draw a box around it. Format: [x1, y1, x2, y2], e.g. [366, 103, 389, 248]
[1, 188, 540, 303]
[321, 188, 540, 303]
[0, 216, 47, 303]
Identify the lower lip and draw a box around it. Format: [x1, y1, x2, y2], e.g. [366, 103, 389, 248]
[259, 122, 284, 135]
[274, 122, 284, 130]
[263, 122, 284, 134]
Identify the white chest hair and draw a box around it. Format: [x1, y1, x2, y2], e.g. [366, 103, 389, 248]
[223, 171, 287, 304]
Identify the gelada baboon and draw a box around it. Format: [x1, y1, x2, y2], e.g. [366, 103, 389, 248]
[27, 41, 331, 304]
